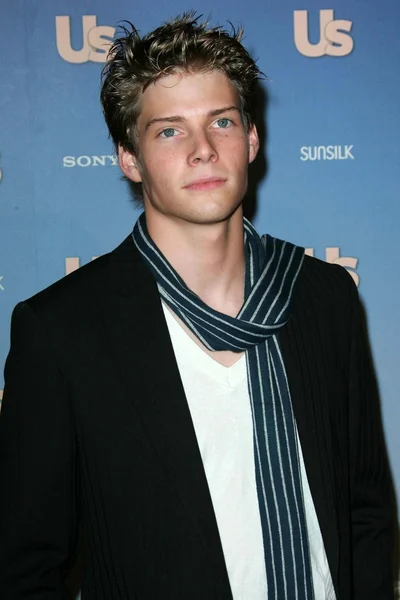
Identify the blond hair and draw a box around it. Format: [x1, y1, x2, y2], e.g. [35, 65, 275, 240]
[101, 11, 262, 154]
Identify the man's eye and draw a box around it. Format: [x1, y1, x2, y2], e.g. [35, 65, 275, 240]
[215, 118, 232, 128]
[160, 128, 177, 138]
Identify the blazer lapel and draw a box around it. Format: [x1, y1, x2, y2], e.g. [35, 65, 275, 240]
[98, 235, 232, 594]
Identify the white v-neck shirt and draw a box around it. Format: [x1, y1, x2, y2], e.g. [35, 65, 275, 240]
[162, 303, 335, 600]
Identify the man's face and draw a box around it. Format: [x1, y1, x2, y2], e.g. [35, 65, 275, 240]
[120, 69, 259, 225]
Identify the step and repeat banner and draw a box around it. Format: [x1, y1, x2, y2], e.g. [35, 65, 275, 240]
[1, 0, 399, 586]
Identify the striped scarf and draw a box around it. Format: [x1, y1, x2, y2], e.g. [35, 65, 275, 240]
[132, 213, 314, 599]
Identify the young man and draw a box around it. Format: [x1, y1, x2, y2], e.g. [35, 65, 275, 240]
[0, 13, 394, 600]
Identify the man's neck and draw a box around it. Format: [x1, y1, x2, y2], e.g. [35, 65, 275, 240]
[145, 208, 246, 318]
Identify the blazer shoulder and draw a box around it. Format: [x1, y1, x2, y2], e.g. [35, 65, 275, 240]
[21, 234, 134, 320]
[286, 255, 361, 373]
[298, 253, 358, 306]
[26, 252, 110, 315]
[293, 254, 360, 339]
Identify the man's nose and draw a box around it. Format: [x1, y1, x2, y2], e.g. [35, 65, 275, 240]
[188, 130, 219, 165]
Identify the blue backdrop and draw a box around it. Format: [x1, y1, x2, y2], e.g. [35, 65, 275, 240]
[1, 0, 399, 587]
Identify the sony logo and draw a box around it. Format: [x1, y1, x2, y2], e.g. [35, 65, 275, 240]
[63, 155, 118, 168]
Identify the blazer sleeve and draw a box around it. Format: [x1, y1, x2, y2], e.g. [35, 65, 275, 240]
[347, 278, 395, 599]
[0, 301, 78, 599]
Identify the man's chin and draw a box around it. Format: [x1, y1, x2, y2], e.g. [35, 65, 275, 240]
[183, 201, 243, 226]
[143, 190, 244, 226]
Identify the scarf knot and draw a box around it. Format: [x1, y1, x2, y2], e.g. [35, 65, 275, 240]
[133, 215, 303, 353]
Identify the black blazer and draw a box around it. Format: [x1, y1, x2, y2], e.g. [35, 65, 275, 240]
[0, 234, 394, 599]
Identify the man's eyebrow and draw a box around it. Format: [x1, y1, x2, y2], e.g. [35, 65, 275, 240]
[145, 106, 240, 131]
[208, 105, 241, 118]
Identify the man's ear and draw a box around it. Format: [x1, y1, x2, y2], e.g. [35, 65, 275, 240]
[118, 145, 142, 183]
[248, 124, 260, 165]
